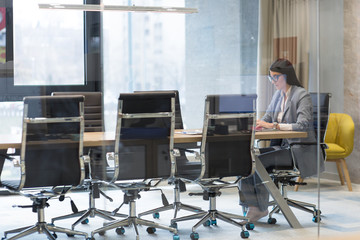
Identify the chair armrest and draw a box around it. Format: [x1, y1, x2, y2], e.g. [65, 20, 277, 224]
[82, 155, 91, 164]
[106, 152, 115, 167]
[321, 143, 329, 149]
[0, 153, 21, 167]
[177, 147, 199, 154]
[177, 147, 201, 159]
[289, 142, 328, 149]
[288, 142, 328, 163]
[0, 153, 15, 160]
[289, 141, 316, 146]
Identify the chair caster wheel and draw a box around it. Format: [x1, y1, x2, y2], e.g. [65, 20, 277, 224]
[313, 209, 321, 222]
[203, 220, 211, 227]
[99, 231, 105, 236]
[153, 212, 160, 219]
[173, 234, 180, 240]
[241, 230, 250, 239]
[190, 232, 199, 240]
[52, 233, 58, 239]
[210, 219, 217, 225]
[116, 227, 125, 235]
[81, 218, 89, 224]
[312, 216, 321, 223]
[267, 217, 277, 224]
[170, 222, 178, 229]
[245, 222, 255, 230]
[146, 227, 156, 234]
[66, 233, 75, 237]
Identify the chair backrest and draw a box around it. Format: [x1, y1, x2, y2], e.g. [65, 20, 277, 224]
[112, 92, 176, 182]
[134, 90, 184, 129]
[52, 92, 104, 132]
[134, 90, 200, 179]
[310, 92, 331, 142]
[325, 113, 354, 158]
[14, 96, 85, 190]
[198, 94, 256, 180]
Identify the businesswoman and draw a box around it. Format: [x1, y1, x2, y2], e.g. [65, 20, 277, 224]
[239, 58, 324, 222]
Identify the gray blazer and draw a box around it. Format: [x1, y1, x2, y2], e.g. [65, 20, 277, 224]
[261, 85, 325, 177]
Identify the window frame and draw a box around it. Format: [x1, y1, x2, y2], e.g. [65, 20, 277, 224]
[0, 0, 101, 102]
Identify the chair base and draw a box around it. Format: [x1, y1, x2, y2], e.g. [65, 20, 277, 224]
[268, 197, 321, 223]
[2, 222, 89, 240]
[51, 181, 127, 229]
[139, 202, 203, 219]
[91, 190, 178, 240]
[138, 181, 203, 219]
[51, 207, 127, 230]
[2, 198, 88, 240]
[171, 194, 252, 239]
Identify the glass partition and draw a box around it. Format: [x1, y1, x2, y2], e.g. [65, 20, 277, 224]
[102, 1, 326, 238]
[1, 0, 359, 239]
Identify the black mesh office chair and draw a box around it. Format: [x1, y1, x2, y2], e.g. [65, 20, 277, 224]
[51, 91, 105, 177]
[171, 94, 257, 240]
[91, 92, 179, 240]
[134, 90, 202, 220]
[50, 92, 126, 229]
[0, 96, 90, 240]
[52, 92, 104, 132]
[267, 92, 330, 224]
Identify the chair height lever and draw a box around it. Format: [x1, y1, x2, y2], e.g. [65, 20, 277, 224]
[99, 189, 113, 202]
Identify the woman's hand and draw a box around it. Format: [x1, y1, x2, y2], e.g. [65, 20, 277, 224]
[256, 120, 274, 129]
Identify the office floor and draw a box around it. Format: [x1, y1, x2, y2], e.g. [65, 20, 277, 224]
[0, 178, 359, 240]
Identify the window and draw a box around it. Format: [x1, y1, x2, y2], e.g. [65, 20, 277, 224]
[0, 0, 97, 102]
[103, 0, 258, 130]
[13, 0, 84, 86]
[0, 101, 22, 134]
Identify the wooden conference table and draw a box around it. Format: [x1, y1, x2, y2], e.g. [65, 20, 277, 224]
[0, 130, 306, 228]
[0, 130, 307, 149]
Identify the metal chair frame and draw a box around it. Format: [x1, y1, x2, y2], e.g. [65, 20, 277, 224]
[137, 90, 202, 220]
[1, 96, 89, 240]
[50, 92, 126, 229]
[91, 93, 179, 240]
[171, 95, 257, 240]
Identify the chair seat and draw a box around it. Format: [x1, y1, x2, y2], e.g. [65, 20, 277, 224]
[325, 143, 346, 159]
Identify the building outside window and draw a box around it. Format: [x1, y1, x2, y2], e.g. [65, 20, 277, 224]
[103, 0, 259, 130]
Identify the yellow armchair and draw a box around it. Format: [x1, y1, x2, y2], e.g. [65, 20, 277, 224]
[325, 113, 355, 191]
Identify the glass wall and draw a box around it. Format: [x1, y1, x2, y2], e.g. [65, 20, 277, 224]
[4, 0, 360, 239]
[102, 2, 326, 236]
